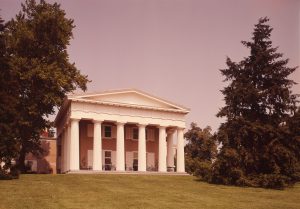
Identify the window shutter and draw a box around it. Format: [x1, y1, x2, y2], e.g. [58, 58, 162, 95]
[148, 128, 155, 141]
[112, 125, 117, 138]
[101, 125, 104, 137]
[87, 124, 94, 137]
[125, 127, 132, 139]
[111, 151, 116, 170]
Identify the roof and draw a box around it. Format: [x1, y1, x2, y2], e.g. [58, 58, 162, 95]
[54, 88, 190, 126]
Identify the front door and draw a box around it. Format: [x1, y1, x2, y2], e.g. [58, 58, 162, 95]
[133, 151, 138, 171]
[104, 150, 112, 170]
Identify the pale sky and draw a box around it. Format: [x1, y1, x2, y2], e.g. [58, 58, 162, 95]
[1, 0, 299, 131]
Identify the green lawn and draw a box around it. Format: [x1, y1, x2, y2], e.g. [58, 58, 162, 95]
[0, 174, 299, 209]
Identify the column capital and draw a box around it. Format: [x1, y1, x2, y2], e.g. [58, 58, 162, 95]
[70, 118, 80, 122]
[167, 128, 176, 135]
[116, 122, 126, 126]
[177, 127, 185, 131]
[92, 119, 103, 124]
[138, 123, 147, 127]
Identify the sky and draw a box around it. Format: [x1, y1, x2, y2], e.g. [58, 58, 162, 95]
[1, 0, 299, 131]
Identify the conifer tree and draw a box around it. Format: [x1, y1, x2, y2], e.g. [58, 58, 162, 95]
[211, 17, 299, 188]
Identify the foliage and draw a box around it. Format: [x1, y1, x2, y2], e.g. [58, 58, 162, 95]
[0, 16, 20, 178]
[184, 122, 217, 181]
[211, 17, 299, 189]
[0, 0, 89, 174]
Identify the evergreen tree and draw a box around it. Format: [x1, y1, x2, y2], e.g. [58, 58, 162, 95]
[185, 123, 217, 181]
[287, 108, 300, 167]
[3, 0, 89, 172]
[211, 17, 299, 189]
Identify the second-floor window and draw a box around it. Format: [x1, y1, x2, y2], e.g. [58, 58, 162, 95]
[104, 126, 112, 138]
[133, 128, 139, 140]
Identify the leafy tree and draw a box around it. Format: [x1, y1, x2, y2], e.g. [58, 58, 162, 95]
[0, 16, 20, 179]
[185, 123, 217, 181]
[211, 17, 299, 189]
[4, 0, 89, 173]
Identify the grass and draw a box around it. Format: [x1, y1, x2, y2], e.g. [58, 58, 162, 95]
[0, 174, 299, 209]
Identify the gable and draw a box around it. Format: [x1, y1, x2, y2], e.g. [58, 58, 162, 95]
[86, 92, 176, 109]
[68, 89, 189, 112]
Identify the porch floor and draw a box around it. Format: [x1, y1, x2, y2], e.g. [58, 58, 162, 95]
[67, 170, 189, 175]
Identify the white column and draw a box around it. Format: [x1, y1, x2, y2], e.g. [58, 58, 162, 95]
[138, 124, 146, 172]
[177, 128, 185, 173]
[116, 122, 125, 171]
[158, 126, 167, 172]
[167, 131, 174, 170]
[64, 127, 68, 172]
[60, 131, 65, 173]
[93, 120, 102, 171]
[70, 119, 80, 171]
[66, 123, 70, 171]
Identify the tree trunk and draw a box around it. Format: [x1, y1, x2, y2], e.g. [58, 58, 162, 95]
[17, 147, 27, 173]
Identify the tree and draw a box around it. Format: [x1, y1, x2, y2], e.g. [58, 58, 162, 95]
[211, 17, 299, 189]
[185, 123, 217, 181]
[0, 16, 20, 179]
[287, 107, 300, 168]
[3, 0, 89, 173]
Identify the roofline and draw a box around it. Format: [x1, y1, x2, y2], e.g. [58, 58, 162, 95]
[55, 88, 190, 126]
[69, 97, 190, 114]
[68, 88, 190, 111]
[54, 97, 70, 127]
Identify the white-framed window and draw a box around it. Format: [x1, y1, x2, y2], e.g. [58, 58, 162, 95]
[104, 150, 112, 170]
[132, 127, 139, 140]
[133, 151, 138, 171]
[104, 125, 112, 138]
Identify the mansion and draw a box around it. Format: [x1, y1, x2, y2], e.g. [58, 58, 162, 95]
[54, 89, 189, 173]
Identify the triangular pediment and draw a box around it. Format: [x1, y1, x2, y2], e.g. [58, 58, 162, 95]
[68, 89, 189, 112]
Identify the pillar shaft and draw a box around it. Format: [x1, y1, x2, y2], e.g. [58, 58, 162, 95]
[66, 124, 70, 172]
[70, 119, 80, 171]
[167, 131, 174, 169]
[93, 121, 102, 171]
[138, 124, 146, 171]
[177, 128, 185, 172]
[116, 122, 125, 171]
[60, 131, 65, 173]
[158, 126, 167, 172]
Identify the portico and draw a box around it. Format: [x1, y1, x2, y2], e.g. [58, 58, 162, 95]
[55, 89, 189, 173]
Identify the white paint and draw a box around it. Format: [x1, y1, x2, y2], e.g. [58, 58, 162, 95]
[70, 119, 80, 171]
[61, 130, 65, 172]
[167, 131, 174, 168]
[116, 123, 125, 171]
[66, 124, 71, 171]
[177, 128, 185, 172]
[55, 89, 189, 173]
[93, 121, 102, 170]
[138, 124, 146, 171]
[158, 126, 167, 172]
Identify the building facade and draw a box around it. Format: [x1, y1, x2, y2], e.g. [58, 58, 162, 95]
[25, 131, 57, 174]
[54, 89, 189, 173]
